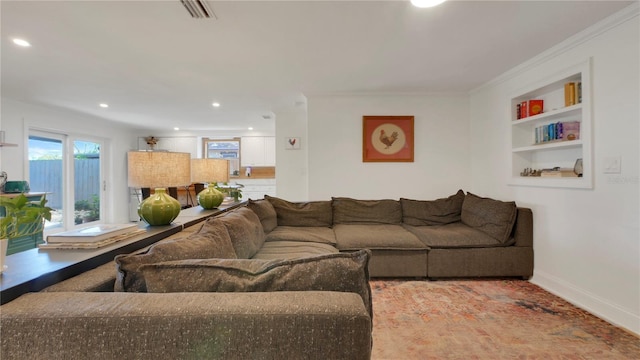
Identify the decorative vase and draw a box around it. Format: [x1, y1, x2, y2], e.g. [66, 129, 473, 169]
[197, 183, 225, 209]
[138, 188, 181, 226]
[0, 239, 8, 274]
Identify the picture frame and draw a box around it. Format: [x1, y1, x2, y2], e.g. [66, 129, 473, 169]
[362, 116, 414, 162]
[285, 137, 301, 150]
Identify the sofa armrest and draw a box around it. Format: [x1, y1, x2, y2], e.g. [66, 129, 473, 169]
[513, 207, 533, 247]
[1, 291, 371, 360]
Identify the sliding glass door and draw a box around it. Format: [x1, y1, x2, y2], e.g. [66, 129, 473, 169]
[28, 130, 104, 232]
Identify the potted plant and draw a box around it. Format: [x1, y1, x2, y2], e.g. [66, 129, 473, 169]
[214, 183, 243, 202]
[0, 194, 52, 272]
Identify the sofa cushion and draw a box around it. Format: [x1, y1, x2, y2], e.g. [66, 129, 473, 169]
[141, 249, 373, 318]
[265, 226, 337, 245]
[461, 193, 517, 244]
[252, 240, 339, 260]
[332, 197, 402, 225]
[265, 195, 332, 227]
[333, 224, 426, 250]
[401, 190, 465, 226]
[114, 219, 237, 292]
[246, 198, 277, 233]
[404, 222, 506, 248]
[216, 207, 265, 259]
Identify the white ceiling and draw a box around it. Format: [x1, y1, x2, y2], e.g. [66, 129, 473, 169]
[1, 0, 632, 134]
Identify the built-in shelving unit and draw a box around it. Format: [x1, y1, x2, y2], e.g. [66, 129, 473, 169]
[509, 58, 592, 189]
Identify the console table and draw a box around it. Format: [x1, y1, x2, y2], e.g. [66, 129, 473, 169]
[0, 203, 241, 305]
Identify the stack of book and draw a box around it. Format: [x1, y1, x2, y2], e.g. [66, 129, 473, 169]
[40, 223, 144, 249]
[540, 168, 578, 178]
[534, 121, 580, 144]
[564, 82, 582, 106]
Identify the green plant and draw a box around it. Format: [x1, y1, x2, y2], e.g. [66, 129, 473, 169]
[214, 183, 243, 201]
[0, 194, 53, 239]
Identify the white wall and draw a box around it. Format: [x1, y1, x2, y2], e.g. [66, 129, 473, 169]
[0, 98, 139, 223]
[469, 6, 639, 334]
[306, 94, 471, 201]
[274, 107, 308, 201]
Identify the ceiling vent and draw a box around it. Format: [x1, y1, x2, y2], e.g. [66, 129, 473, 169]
[181, 0, 217, 19]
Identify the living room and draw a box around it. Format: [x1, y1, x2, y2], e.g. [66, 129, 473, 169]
[0, 0, 638, 350]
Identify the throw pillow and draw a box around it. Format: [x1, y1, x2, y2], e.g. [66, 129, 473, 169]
[461, 192, 517, 244]
[265, 195, 332, 227]
[400, 190, 465, 226]
[216, 207, 265, 259]
[332, 197, 402, 225]
[114, 219, 237, 292]
[141, 249, 373, 318]
[246, 198, 278, 234]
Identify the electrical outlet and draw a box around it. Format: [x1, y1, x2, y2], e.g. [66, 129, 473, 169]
[603, 156, 621, 174]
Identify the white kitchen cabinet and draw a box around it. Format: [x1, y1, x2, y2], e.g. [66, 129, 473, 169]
[241, 136, 276, 166]
[234, 179, 277, 200]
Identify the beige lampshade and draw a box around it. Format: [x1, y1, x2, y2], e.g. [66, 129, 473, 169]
[127, 151, 192, 188]
[191, 158, 230, 184]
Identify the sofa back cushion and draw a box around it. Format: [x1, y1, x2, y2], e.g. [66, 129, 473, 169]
[265, 195, 332, 227]
[216, 207, 265, 259]
[461, 192, 517, 244]
[401, 190, 465, 226]
[332, 197, 401, 225]
[114, 219, 237, 292]
[141, 249, 373, 318]
[246, 199, 278, 233]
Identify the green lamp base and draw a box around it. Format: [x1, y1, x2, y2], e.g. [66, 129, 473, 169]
[197, 184, 224, 209]
[138, 188, 181, 226]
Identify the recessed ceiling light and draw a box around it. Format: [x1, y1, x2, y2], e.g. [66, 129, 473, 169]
[12, 38, 31, 47]
[174, 127, 180, 131]
[99, 103, 109, 108]
[212, 102, 220, 107]
[411, 0, 447, 8]
[248, 127, 254, 131]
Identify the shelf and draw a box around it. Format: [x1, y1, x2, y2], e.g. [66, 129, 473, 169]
[509, 176, 591, 189]
[512, 139, 582, 153]
[511, 104, 582, 126]
[508, 58, 592, 189]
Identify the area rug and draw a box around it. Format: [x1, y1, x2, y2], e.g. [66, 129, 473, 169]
[370, 279, 640, 359]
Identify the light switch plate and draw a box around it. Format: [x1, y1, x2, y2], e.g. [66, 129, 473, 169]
[603, 156, 621, 174]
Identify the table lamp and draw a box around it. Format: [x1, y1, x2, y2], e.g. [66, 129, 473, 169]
[127, 151, 191, 225]
[190, 158, 229, 209]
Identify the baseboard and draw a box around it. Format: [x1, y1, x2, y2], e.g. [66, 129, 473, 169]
[531, 271, 639, 335]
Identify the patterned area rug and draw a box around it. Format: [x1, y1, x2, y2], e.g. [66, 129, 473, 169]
[371, 280, 640, 359]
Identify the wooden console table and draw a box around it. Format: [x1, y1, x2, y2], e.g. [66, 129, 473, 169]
[0, 203, 242, 305]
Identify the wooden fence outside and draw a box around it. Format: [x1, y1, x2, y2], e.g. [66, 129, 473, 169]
[29, 159, 100, 210]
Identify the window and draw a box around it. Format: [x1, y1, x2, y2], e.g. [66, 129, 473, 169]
[202, 138, 240, 177]
[28, 130, 105, 233]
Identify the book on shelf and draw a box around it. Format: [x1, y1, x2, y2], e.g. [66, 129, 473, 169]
[520, 101, 528, 119]
[540, 169, 578, 178]
[563, 121, 580, 140]
[46, 223, 140, 243]
[564, 82, 576, 106]
[528, 99, 543, 116]
[564, 82, 582, 106]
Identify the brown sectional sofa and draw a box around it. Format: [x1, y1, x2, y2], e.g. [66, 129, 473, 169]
[0, 190, 532, 359]
[257, 191, 533, 279]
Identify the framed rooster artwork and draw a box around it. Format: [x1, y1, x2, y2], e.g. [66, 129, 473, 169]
[362, 115, 414, 162]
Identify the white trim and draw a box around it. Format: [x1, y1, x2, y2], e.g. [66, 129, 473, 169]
[532, 270, 640, 335]
[472, 2, 640, 94]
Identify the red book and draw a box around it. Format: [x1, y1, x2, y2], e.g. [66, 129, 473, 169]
[528, 100, 543, 116]
[520, 101, 528, 118]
